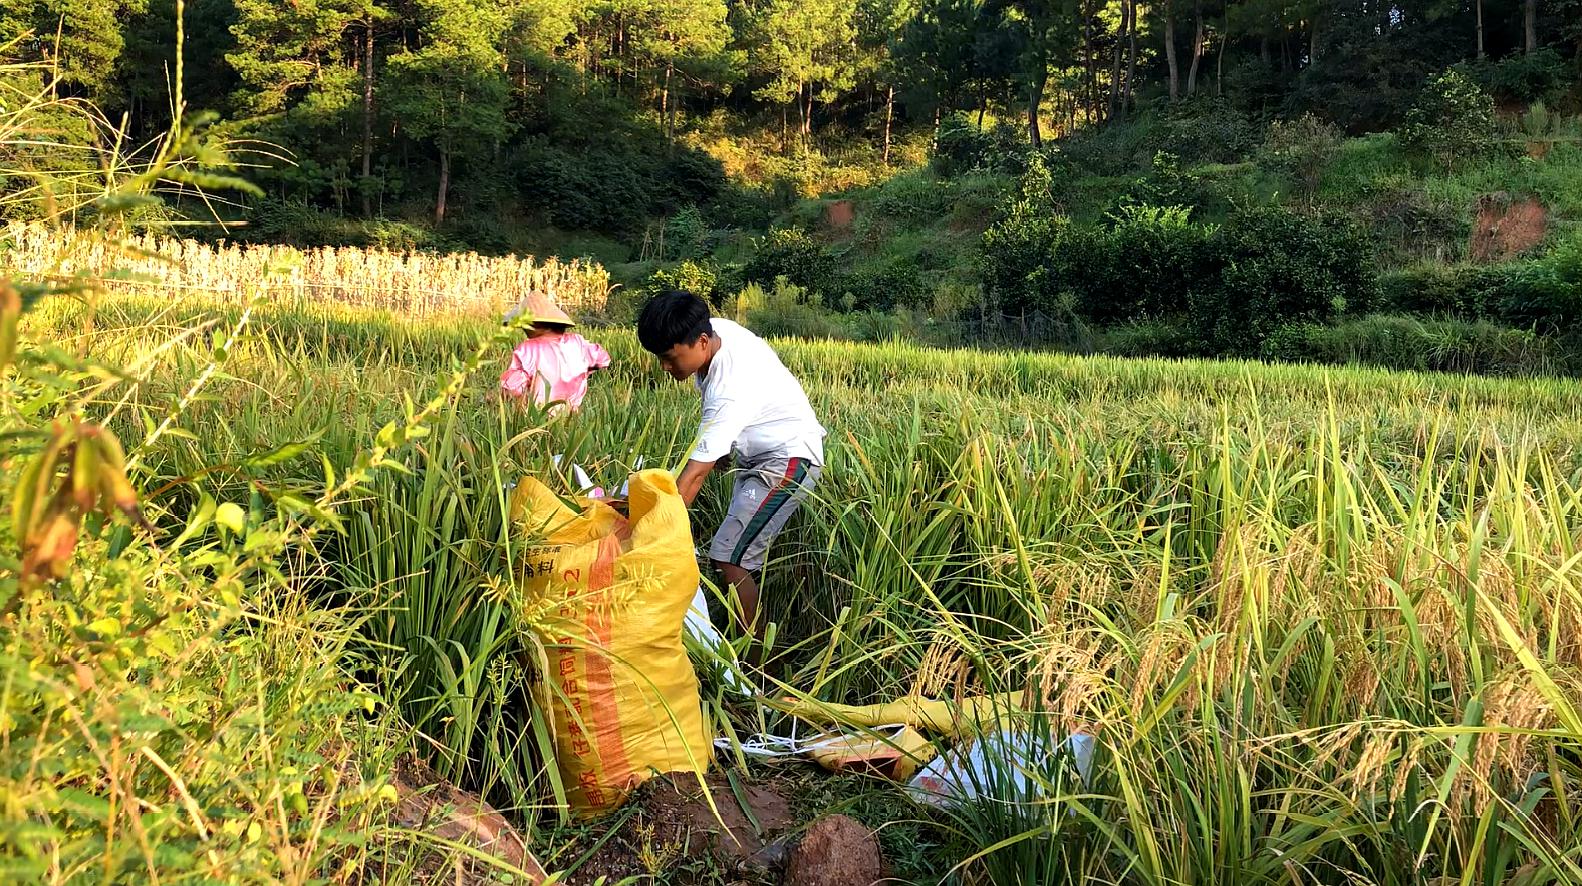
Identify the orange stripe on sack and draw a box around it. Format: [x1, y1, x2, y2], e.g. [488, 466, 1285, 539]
[582, 533, 636, 795]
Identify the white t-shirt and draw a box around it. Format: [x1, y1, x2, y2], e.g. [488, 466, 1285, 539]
[692, 319, 825, 466]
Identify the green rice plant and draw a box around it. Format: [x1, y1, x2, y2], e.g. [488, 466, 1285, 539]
[24, 288, 1582, 882]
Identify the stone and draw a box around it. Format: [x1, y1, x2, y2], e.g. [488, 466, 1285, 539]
[783, 815, 884, 886]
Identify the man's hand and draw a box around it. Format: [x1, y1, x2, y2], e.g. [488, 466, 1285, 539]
[676, 458, 717, 507]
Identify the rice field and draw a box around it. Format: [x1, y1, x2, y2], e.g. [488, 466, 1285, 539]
[19, 294, 1582, 884]
[4, 222, 612, 317]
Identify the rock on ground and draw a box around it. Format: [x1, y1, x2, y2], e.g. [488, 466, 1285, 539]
[390, 754, 548, 884]
[783, 815, 884, 886]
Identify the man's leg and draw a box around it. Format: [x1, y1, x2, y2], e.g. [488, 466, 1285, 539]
[714, 560, 765, 668]
[706, 459, 820, 673]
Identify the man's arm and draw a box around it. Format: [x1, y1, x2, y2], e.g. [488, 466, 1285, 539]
[676, 458, 717, 507]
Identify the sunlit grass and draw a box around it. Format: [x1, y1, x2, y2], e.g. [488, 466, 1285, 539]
[29, 293, 1582, 883]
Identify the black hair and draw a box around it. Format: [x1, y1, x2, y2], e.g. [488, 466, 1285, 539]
[636, 289, 714, 354]
[532, 321, 573, 333]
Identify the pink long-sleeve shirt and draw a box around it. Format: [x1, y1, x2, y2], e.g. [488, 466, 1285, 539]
[499, 332, 611, 412]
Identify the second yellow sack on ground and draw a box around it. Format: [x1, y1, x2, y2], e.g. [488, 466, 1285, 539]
[511, 469, 712, 816]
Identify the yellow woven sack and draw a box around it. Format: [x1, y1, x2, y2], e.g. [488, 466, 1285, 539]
[777, 691, 1031, 739]
[511, 469, 711, 816]
[804, 725, 938, 781]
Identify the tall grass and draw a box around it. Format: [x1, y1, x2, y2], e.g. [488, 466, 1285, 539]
[5, 221, 612, 317]
[0, 37, 547, 877]
[31, 294, 1582, 882]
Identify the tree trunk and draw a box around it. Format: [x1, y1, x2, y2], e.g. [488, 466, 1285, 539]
[1165, 0, 1180, 101]
[1524, 0, 1537, 53]
[1028, 64, 1047, 147]
[1124, 0, 1138, 110]
[795, 93, 805, 140]
[1109, 2, 1126, 118]
[669, 75, 679, 135]
[1476, 0, 1485, 58]
[883, 86, 895, 165]
[361, 14, 375, 218]
[662, 61, 672, 137]
[1083, 0, 1098, 120]
[1310, 14, 1321, 62]
[1188, 0, 1205, 95]
[435, 149, 450, 225]
[804, 84, 814, 136]
[1217, 18, 1227, 96]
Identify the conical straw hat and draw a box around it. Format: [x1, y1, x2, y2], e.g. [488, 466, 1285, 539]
[505, 291, 575, 327]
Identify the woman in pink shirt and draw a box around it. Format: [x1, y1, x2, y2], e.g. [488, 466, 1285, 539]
[498, 292, 610, 415]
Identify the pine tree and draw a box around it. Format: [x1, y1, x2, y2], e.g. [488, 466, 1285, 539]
[383, 0, 513, 224]
[748, 0, 859, 142]
[226, 0, 373, 116]
[0, 0, 146, 103]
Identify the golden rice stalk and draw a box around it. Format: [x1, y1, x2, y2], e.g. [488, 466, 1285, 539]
[4, 222, 612, 319]
[911, 635, 977, 701]
[1458, 674, 1556, 812]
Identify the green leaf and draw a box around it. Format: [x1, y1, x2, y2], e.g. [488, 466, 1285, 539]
[242, 433, 322, 470]
[216, 502, 247, 535]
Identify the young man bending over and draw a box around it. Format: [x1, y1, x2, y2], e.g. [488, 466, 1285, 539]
[637, 290, 824, 666]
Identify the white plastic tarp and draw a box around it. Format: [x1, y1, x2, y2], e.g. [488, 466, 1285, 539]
[907, 729, 1097, 810]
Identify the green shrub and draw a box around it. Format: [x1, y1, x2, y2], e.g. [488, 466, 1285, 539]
[932, 114, 1026, 177]
[239, 200, 393, 248]
[982, 201, 1215, 325]
[518, 140, 650, 232]
[982, 193, 1377, 355]
[1492, 262, 1580, 333]
[1114, 152, 1222, 216]
[704, 184, 777, 230]
[1194, 208, 1376, 355]
[1279, 39, 1442, 133]
[846, 309, 913, 343]
[1088, 204, 1212, 322]
[1470, 49, 1570, 104]
[1398, 69, 1498, 170]
[870, 170, 962, 219]
[979, 200, 1072, 317]
[742, 228, 839, 297]
[1263, 314, 1563, 376]
[841, 260, 929, 312]
[513, 131, 726, 234]
[1096, 320, 1199, 358]
[1258, 114, 1342, 200]
[440, 216, 513, 255]
[1361, 185, 1470, 264]
[643, 259, 722, 302]
[1379, 245, 1582, 332]
[1055, 103, 1261, 177]
[1051, 122, 1154, 177]
[662, 205, 708, 260]
[732, 279, 847, 339]
[1378, 265, 1500, 317]
[1518, 100, 1556, 139]
[233, 202, 522, 253]
[1148, 103, 1263, 165]
[929, 280, 986, 321]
